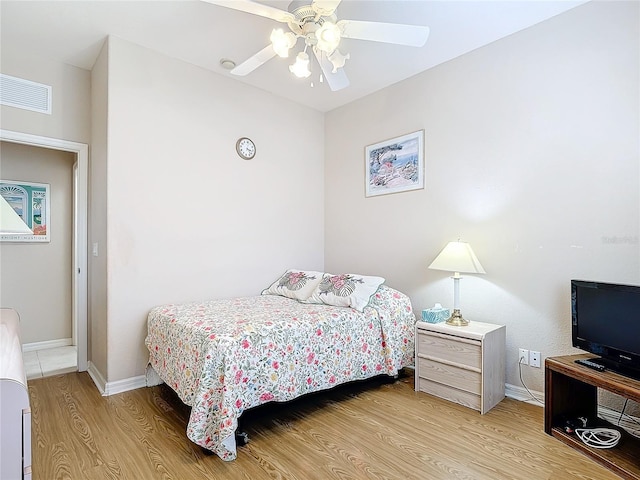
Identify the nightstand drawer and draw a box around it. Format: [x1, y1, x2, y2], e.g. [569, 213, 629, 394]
[418, 377, 481, 411]
[417, 331, 481, 369]
[417, 357, 481, 395]
[415, 320, 505, 414]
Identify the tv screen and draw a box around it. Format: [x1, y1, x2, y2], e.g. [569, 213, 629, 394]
[571, 280, 640, 380]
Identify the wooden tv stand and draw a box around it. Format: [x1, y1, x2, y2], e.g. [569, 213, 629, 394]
[545, 354, 640, 480]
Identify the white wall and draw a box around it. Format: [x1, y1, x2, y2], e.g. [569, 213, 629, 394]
[0, 142, 74, 343]
[2, 1, 637, 400]
[324, 1, 640, 393]
[0, 50, 91, 144]
[102, 37, 325, 381]
[0, 46, 90, 349]
[89, 41, 109, 377]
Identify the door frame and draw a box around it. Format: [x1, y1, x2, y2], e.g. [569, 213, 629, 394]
[1, 129, 88, 371]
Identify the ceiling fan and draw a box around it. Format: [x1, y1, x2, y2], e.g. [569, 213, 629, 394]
[202, 0, 429, 91]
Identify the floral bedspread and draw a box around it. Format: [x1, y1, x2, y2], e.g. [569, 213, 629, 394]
[145, 285, 415, 461]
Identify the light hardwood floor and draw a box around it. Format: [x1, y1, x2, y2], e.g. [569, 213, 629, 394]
[28, 370, 617, 479]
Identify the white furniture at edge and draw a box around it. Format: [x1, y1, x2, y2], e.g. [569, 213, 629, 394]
[0, 308, 32, 480]
[415, 320, 505, 414]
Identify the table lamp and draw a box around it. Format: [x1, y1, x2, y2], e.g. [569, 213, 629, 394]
[428, 240, 485, 326]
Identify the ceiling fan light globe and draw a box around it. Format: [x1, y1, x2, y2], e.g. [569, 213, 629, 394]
[270, 29, 296, 58]
[315, 21, 341, 53]
[289, 51, 311, 78]
[327, 49, 349, 73]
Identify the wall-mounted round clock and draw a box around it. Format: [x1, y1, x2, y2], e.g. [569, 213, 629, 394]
[236, 137, 256, 160]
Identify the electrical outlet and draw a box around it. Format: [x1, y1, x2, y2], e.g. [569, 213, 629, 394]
[530, 350, 541, 368]
[519, 348, 529, 365]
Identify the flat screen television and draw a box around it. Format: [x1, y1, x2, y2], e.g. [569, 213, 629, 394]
[571, 279, 640, 380]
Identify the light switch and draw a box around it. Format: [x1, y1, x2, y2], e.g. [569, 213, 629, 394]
[92, 243, 98, 257]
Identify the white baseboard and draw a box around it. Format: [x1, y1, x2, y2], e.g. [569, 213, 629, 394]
[104, 375, 147, 396]
[23, 338, 73, 352]
[505, 382, 544, 406]
[84, 367, 639, 438]
[87, 361, 106, 395]
[87, 361, 148, 396]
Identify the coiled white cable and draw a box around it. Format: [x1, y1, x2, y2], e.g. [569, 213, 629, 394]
[575, 428, 621, 449]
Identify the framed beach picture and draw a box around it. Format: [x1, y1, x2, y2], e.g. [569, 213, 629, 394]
[0, 180, 51, 242]
[365, 130, 424, 197]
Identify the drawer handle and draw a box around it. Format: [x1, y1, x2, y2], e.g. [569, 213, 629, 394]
[418, 330, 481, 346]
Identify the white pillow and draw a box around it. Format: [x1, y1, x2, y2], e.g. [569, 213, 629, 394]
[261, 269, 324, 301]
[306, 273, 385, 311]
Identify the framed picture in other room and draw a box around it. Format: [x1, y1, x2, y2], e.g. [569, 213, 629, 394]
[0, 180, 51, 242]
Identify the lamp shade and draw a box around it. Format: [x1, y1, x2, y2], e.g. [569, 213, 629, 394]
[270, 28, 296, 58]
[0, 195, 33, 234]
[315, 21, 341, 54]
[428, 241, 486, 274]
[289, 52, 311, 78]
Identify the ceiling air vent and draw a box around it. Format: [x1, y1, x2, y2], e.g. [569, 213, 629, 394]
[0, 74, 52, 115]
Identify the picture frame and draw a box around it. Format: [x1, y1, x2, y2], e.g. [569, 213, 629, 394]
[0, 180, 51, 242]
[365, 130, 424, 197]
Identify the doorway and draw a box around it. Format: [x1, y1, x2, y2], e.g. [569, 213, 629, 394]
[0, 129, 88, 372]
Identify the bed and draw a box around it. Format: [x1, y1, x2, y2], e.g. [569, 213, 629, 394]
[145, 270, 415, 461]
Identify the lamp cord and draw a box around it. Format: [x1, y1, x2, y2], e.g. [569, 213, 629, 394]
[517, 357, 639, 436]
[618, 398, 628, 425]
[617, 398, 640, 439]
[575, 428, 621, 449]
[518, 356, 544, 406]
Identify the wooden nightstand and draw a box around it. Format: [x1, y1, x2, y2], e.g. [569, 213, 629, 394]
[415, 320, 505, 414]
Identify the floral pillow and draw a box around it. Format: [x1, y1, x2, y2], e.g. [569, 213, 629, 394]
[261, 269, 324, 301]
[306, 273, 386, 312]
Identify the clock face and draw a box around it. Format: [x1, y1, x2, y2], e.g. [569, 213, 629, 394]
[236, 137, 256, 160]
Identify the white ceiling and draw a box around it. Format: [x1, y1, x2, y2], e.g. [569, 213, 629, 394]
[0, 0, 587, 112]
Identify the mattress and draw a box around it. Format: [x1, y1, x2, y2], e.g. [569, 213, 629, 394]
[145, 285, 415, 460]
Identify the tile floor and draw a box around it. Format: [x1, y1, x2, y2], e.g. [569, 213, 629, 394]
[24, 346, 77, 380]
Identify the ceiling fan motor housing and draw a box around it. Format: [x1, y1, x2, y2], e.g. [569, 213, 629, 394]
[207, 0, 428, 92]
[287, 2, 337, 50]
[287, 3, 337, 37]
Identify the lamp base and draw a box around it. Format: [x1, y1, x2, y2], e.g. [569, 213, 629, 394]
[445, 309, 469, 326]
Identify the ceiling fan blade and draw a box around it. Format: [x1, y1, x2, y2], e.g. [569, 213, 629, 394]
[201, 0, 295, 23]
[231, 45, 276, 76]
[312, 49, 349, 92]
[338, 20, 429, 47]
[311, 0, 342, 17]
